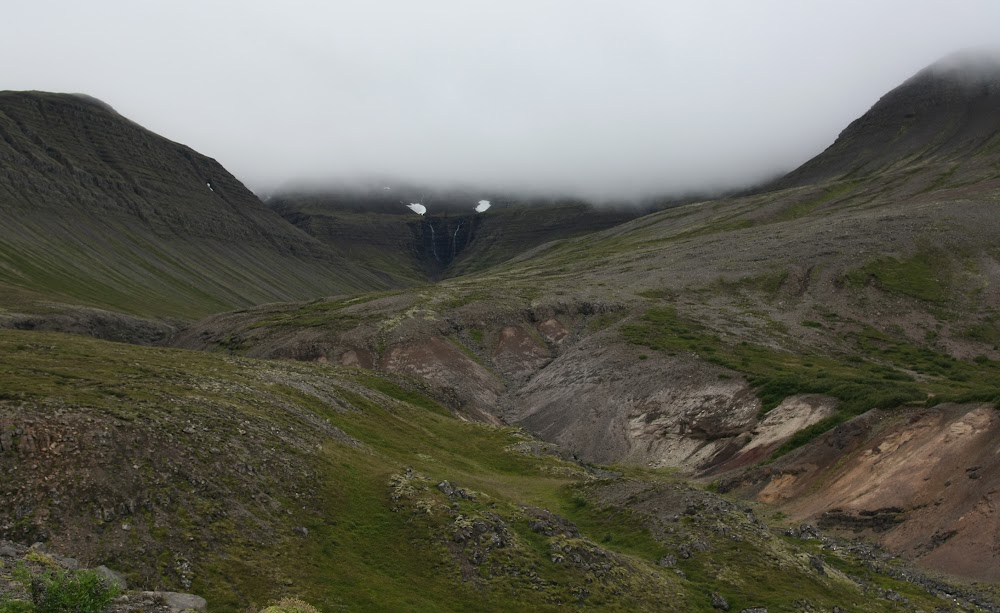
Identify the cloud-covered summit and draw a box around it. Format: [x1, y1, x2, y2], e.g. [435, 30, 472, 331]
[5, 1, 1000, 199]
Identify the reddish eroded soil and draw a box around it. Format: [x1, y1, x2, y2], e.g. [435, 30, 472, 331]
[705, 395, 837, 474]
[536, 318, 570, 344]
[491, 325, 551, 381]
[729, 403, 1000, 581]
[381, 336, 505, 423]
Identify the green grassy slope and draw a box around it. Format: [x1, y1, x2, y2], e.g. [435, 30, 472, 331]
[0, 92, 395, 320]
[0, 329, 957, 611]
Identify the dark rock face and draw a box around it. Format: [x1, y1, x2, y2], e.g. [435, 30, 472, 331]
[775, 50, 1000, 188]
[271, 193, 645, 281]
[818, 507, 905, 533]
[0, 308, 173, 345]
[418, 214, 480, 275]
[0, 92, 305, 249]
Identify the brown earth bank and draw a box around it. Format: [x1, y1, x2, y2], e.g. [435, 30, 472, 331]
[721, 403, 1000, 582]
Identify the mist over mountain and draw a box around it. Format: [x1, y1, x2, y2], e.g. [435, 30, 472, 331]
[6, 3, 1000, 199]
[774, 47, 1000, 189]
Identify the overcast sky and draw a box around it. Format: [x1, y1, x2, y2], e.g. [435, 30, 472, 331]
[5, 1, 1000, 199]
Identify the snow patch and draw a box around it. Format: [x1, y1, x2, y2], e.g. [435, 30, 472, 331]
[406, 203, 427, 215]
[206, 182, 214, 192]
[475, 200, 491, 213]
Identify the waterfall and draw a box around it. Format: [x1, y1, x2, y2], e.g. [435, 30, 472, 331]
[452, 222, 464, 260]
[428, 223, 439, 262]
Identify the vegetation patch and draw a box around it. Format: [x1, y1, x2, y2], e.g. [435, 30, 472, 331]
[248, 297, 362, 330]
[351, 372, 451, 416]
[623, 307, 1000, 457]
[846, 249, 952, 303]
[0, 565, 120, 613]
[671, 217, 754, 241]
[776, 179, 862, 221]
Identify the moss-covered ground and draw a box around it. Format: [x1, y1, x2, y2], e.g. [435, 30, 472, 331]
[0, 330, 959, 611]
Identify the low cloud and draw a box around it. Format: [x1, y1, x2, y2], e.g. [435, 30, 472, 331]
[4, 1, 1000, 199]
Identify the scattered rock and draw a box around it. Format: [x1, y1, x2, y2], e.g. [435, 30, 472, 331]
[882, 588, 904, 602]
[143, 591, 207, 613]
[785, 524, 820, 540]
[524, 507, 581, 538]
[436, 480, 475, 500]
[95, 565, 128, 590]
[711, 591, 730, 610]
[437, 480, 455, 497]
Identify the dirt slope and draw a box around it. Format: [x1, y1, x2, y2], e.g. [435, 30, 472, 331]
[724, 403, 1000, 582]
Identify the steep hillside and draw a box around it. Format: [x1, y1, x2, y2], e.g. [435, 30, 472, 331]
[0, 92, 393, 326]
[775, 49, 1000, 188]
[171, 53, 1000, 585]
[722, 402, 1000, 583]
[269, 189, 643, 280]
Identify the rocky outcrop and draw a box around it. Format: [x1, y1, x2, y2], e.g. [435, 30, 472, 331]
[0, 307, 174, 345]
[508, 334, 837, 473]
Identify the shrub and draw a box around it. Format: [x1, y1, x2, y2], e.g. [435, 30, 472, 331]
[29, 569, 120, 613]
[0, 601, 36, 613]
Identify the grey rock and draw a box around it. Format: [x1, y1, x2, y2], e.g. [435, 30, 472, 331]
[143, 591, 207, 613]
[711, 591, 730, 611]
[883, 589, 903, 602]
[293, 526, 309, 537]
[55, 556, 80, 570]
[437, 480, 455, 497]
[0, 544, 19, 557]
[741, 608, 768, 613]
[95, 565, 128, 590]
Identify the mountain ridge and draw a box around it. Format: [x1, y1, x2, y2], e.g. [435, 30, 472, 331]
[0, 91, 400, 324]
[773, 49, 1000, 189]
